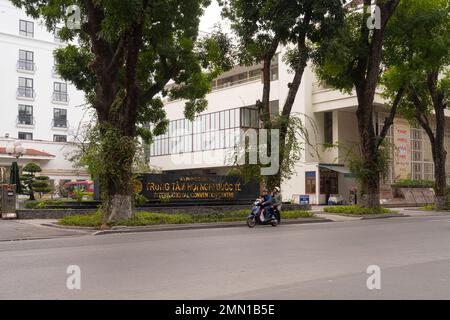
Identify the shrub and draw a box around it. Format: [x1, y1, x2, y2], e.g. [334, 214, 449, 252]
[59, 210, 312, 227]
[133, 193, 148, 207]
[392, 179, 434, 188]
[324, 205, 391, 215]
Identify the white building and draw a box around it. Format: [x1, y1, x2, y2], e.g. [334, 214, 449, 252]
[0, 0, 90, 188]
[150, 45, 450, 205]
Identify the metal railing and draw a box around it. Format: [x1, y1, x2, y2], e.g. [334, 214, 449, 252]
[17, 114, 34, 125]
[52, 118, 68, 128]
[52, 92, 69, 103]
[17, 87, 35, 99]
[17, 60, 35, 72]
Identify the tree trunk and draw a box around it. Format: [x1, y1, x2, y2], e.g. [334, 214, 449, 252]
[356, 97, 381, 208]
[431, 107, 447, 211]
[100, 123, 136, 224]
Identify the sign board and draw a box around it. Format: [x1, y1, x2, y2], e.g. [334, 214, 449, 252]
[393, 119, 411, 179]
[299, 195, 310, 205]
[135, 174, 259, 202]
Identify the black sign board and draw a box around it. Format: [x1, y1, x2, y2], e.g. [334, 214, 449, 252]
[134, 174, 259, 202]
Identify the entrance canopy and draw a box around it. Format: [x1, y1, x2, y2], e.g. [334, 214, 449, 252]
[319, 164, 351, 175]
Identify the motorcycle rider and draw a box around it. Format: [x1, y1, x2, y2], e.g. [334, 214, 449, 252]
[261, 189, 273, 220]
[273, 187, 282, 224]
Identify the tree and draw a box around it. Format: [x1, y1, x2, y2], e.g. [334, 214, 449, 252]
[313, 0, 401, 208]
[21, 162, 42, 201]
[11, 0, 233, 223]
[220, 0, 344, 188]
[33, 176, 52, 198]
[383, 0, 450, 209]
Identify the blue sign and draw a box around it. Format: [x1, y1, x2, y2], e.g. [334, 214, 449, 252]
[299, 195, 310, 205]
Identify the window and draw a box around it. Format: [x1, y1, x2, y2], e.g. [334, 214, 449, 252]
[18, 132, 32, 140]
[305, 172, 316, 194]
[18, 77, 34, 98]
[269, 100, 279, 115]
[324, 112, 333, 144]
[19, 20, 34, 37]
[53, 82, 68, 102]
[53, 108, 67, 127]
[18, 50, 34, 71]
[54, 27, 62, 42]
[18, 105, 33, 125]
[53, 134, 67, 142]
[270, 54, 279, 81]
[150, 107, 258, 156]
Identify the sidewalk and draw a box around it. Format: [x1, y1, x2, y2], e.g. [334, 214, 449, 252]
[0, 219, 88, 242]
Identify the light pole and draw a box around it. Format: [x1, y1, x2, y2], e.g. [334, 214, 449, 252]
[6, 142, 25, 159]
[6, 142, 25, 193]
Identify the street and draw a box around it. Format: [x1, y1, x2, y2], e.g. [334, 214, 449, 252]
[1, 212, 450, 299]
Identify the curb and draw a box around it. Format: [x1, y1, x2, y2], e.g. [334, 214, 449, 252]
[41, 223, 97, 232]
[319, 212, 408, 220]
[360, 213, 408, 220]
[92, 218, 333, 236]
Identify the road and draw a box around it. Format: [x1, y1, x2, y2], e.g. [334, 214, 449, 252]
[1, 212, 450, 299]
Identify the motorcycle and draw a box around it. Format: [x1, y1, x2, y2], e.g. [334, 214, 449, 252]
[247, 198, 278, 228]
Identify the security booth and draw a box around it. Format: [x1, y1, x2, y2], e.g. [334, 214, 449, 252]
[1, 184, 17, 219]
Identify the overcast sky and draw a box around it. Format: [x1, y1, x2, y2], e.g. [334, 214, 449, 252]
[199, 0, 231, 34]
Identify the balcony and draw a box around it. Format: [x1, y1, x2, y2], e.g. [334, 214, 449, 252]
[17, 60, 35, 73]
[312, 82, 386, 113]
[52, 118, 68, 129]
[17, 87, 35, 100]
[52, 92, 69, 104]
[17, 114, 35, 126]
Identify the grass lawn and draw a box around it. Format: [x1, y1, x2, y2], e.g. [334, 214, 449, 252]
[58, 209, 313, 228]
[323, 205, 392, 215]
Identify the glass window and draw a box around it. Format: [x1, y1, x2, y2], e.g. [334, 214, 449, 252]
[269, 100, 279, 115]
[229, 109, 235, 128]
[18, 105, 33, 125]
[18, 77, 33, 97]
[53, 135, 67, 142]
[18, 50, 34, 71]
[18, 132, 33, 140]
[242, 108, 250, 127]
[305, 172, 316, 194]
[53, 108, 67, 127]
[224, 110, 230, 129]
[54, 27, 62, 42]
[53, 82, 68, 102]
[19, 20, 34, 37]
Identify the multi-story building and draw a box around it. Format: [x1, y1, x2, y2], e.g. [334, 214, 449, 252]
[0, 0, 90, 188]
[150, 45, 450, 205]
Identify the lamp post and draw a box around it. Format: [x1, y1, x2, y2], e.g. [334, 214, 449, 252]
[6, 142, 25, 159]
[6, 142, 25, 193]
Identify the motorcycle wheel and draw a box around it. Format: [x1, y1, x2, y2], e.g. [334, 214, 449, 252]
[271, 220, 278, 227]
[247, 217, 257, 228]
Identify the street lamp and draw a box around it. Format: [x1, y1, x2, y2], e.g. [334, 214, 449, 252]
[6, 142, 25, 159]
[5, 142, 25, 195]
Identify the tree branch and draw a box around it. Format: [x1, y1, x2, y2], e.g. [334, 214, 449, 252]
[411, 91, 435, 146]
[377, 87, 404, 146]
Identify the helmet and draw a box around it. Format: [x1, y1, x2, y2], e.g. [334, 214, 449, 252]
[274, 187, 280, 192]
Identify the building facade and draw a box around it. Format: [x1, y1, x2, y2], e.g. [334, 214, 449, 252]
[0, 0, 90, 189]
[150, 45, 450, 205]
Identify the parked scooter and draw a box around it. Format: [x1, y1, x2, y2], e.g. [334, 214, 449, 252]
[247, 198, 278, 228]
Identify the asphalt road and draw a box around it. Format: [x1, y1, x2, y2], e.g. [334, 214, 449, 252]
[1, 213, 450, 299]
